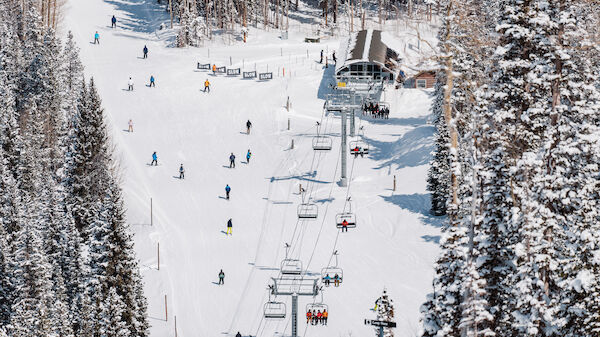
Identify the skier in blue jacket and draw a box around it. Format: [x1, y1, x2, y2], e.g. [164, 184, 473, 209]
[111, 15, 117, 28]
[246, 149, 252, 164]
[94, 31, 100, 44]
[151, 152, 158, 166]
[225, 184, 231, 200]
[150, 75, 155, 87]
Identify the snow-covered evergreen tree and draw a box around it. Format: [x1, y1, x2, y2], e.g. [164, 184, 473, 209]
[375, 289, 395, 337]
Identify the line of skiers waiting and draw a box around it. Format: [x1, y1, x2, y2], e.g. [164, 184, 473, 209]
[306, 309, 328, 325]
[362, 102, 390, 119]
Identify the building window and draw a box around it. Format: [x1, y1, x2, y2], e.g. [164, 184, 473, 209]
[416, 79, 427, 88]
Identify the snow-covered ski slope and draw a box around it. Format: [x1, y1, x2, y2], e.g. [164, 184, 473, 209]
[65, 1, 441, 336]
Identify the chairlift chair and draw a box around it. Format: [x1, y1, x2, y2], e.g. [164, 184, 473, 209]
[298, 203, 318, 219]
[349, 141, 369, 156]
[312, 136, 332, 151]
[321, 267, 344, 286]
[306, 302, 329, 313]
[335, 212, 356, 228]
[264, 301, 286, 319]
[280, 259, 303, 275]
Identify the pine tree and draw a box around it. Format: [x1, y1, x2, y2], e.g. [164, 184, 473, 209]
[375, 289, 395, 337]
[105, 287, 132, 337]
[69, 78, 109, 232]
[427, 75, 450, 216]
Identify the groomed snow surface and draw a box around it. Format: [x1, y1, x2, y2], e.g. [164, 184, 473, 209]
[65, 1, 441, 336]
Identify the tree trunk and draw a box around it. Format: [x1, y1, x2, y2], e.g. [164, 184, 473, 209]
[169, 0, 173, 28]
[333, 0, 337, 24]
[442, 1, 458, 210]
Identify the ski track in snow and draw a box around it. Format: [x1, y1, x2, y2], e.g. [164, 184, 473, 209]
[64, 0, 442, 336]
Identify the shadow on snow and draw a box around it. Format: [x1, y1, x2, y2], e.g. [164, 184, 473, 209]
[365, 125, 436, 170]
[104, 0, 168, 35]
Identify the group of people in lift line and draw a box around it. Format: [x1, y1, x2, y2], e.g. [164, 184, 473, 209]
[306, 309, 328, 325]
[363, 101, 390, 119]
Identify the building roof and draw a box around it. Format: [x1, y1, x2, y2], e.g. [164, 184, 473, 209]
[336, 29, 394, 74]
[412, 70, 437, 78]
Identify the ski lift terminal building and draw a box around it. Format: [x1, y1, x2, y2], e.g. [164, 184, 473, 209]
[335, 29, 400, 83]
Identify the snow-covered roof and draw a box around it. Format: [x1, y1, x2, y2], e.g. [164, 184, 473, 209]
[336, 29, 395, 74]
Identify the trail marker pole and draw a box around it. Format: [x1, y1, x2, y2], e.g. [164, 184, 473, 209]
[174, 316, 178, 337]
[157, 242, 160, 270]
[230, 56, 232, 65]
[286, 97, 290, 111]
[150, 198, 153, 226]
[393, 175, 396, 191]
[288, 118, 291, 129]
[165, 295, 168, 321]
[291, 139, 294, 149]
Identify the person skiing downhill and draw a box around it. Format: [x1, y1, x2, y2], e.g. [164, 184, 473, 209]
[218, 269, 225, 285]
[128, 119, 133, 132]
[226, 218, 233, 235]
[111, 15, 117, 28]
[225, 184, 231, 200]
[149, 75, 155, 87]
[179, 164, 185, 179]
[143, 45, 148, 59]
[128, 77, 134, 91]
[204, 79, 210, 92]
[151, 152, 158, 166]
[229, 153, 236, 168]
[94, 31, 100, 44]
[246, 120, 252, 134]
[246, 149, 252, 164]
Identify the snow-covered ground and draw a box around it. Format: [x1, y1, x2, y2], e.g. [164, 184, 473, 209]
[64, 1, 441, 336]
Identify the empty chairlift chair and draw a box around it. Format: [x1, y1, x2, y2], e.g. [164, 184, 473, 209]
[312, 136, 332, 151]
[280, 259, 303, 275]
[298, 203, 318, 219]
[264, 301, 286, 319]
